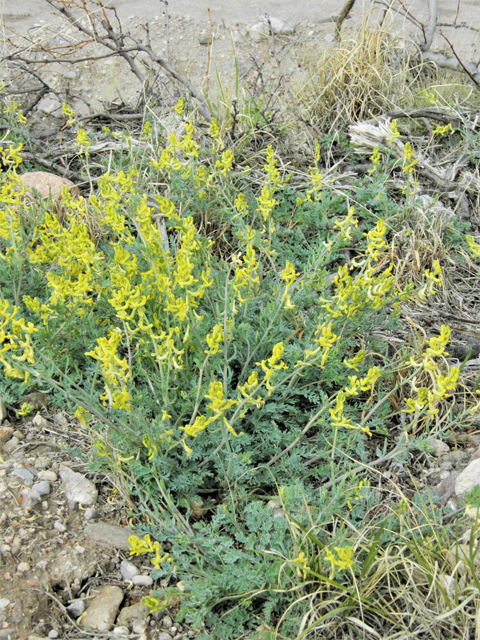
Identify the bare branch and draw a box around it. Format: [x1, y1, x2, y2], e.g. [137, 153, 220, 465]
[422, 0, 437, 52]
[335, 0, 357, 41]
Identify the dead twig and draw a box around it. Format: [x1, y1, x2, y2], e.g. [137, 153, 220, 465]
[335, 0, 357, 41]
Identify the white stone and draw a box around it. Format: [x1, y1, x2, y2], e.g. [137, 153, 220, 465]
[120, 559, 140, 581]
[60, 467, 98, 505]
[431, 438, 450, 457]
[455, 458, 480, 496]
[131, 574, 153, 586]
[259, 15, 295, 35]
[437, 574, 456, 596]
[38, 470, 57, 482]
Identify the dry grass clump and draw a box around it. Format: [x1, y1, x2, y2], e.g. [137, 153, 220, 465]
[298, 23, 413, 130]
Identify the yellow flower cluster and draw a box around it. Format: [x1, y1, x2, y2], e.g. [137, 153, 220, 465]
[324, 546, 354, 575]
[403, 325, 459, 417]
[129, 534, 169, 570]
[0, 300, 37, 382]
[256, 146, 280, 227]
[85, 328, 132, 411]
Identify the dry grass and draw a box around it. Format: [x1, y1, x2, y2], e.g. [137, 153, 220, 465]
[297, 22, 414, 130]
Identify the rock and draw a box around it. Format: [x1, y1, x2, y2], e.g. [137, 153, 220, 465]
[163, 616, 173, 629]
[132, 619, 148, 634]
[431, 438, 450, 457]
[17, 561, 30, 572]
[35, 457, 52, 470]
[259, 14, 295, 35]
[434, 470, 460, 505]
[20, 488, 41, 509]
[132, 574, 153, 586]
[117, 601, 149, 625]
[84, 507, 100, 521]
[38, 470, 57, 482]
[198, 30, 214, 45]
[54, 521, 67, 533]
[48, 630, 59, 639]
[20, 172, 80, 203]
[79, 585, 124, 632]
[32, 414, 48, 428]
[447, 543, 480, 567]
[112, 626, 129, 636]
[32, 480, 50, 496]
[67, 599, 85, 618]
[248, 22, 268, 41]
[60, 467, 98, 505]
[0, 399, 7, 423]
[444, 450, 468, 467]
[84, 523, 137, 550]
[0, 599, 10, 608]
[19, 392, 49, 410]
[157, 634, 174, 640]
[120, 559, 140, 580]
[455, 459, 480, 496]
[267, 500, 285, 519]
[36, 96, 63, 116]
[0, 427, 13, 442]
[11, 468, 34, 486]
[2, 437, 19, 454]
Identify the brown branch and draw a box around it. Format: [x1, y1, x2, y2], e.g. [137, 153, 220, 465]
[42, 0, 214, 120]
[335, 0, 357, 41]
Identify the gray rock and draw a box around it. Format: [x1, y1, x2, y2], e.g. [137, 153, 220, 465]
[434, 471, 460, 505]
[48, 630, 59, 639]
[0, 398, 7, 422]
[79, 585, 124, 632]
[60, 467, 98, 505]
[0, 630, 16, 639]
[157, 634, 174, 640]
[163, 616, 173, 629]
[259, 15, 295, 35]
[20, 487, 41, 509]
[36, 97, 63, 117]
[67, 599, 85, 618]
[11, 468, 34, 485]
[0, 426, 13, 443]
[84, 523, 137, 551]
[444, 450, 468, 467]
[120, 559, 140, 580]
[112, 626, 129, 636]
[32, 481, 50, 496]
[38, 470, 57, 482]
[117, 601, 149, 625]
[84, 507, 100, 521]
[430, 438, 450, 457]
[2, 437, 19, 454]
[455, 459, 480, 496]
[54, 521, 67, 533]
[0, 599, 10, 608]
[132, 574, 153, 586]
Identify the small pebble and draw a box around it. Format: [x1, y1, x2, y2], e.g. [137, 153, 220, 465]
[132, 574, 153, 586]
[54, 521, 67, 533]
[67, 599, 85, 618]
[20, 488, 41, 509]
[17, 562, 30, 572]
[48, 629, 59, 639]
[0, 599, 10, 608]
[32, 481, 50, 496]
[38, 470, 57, 482]
[113, 626, 129, 636]
[84, 507, 100, 521]
[120, 559, 140, 580]
[163, 616, 173, 629]
[2, 437, 20, 454]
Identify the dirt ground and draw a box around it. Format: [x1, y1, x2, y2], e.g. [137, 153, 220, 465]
[1, 0, 479, 117]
